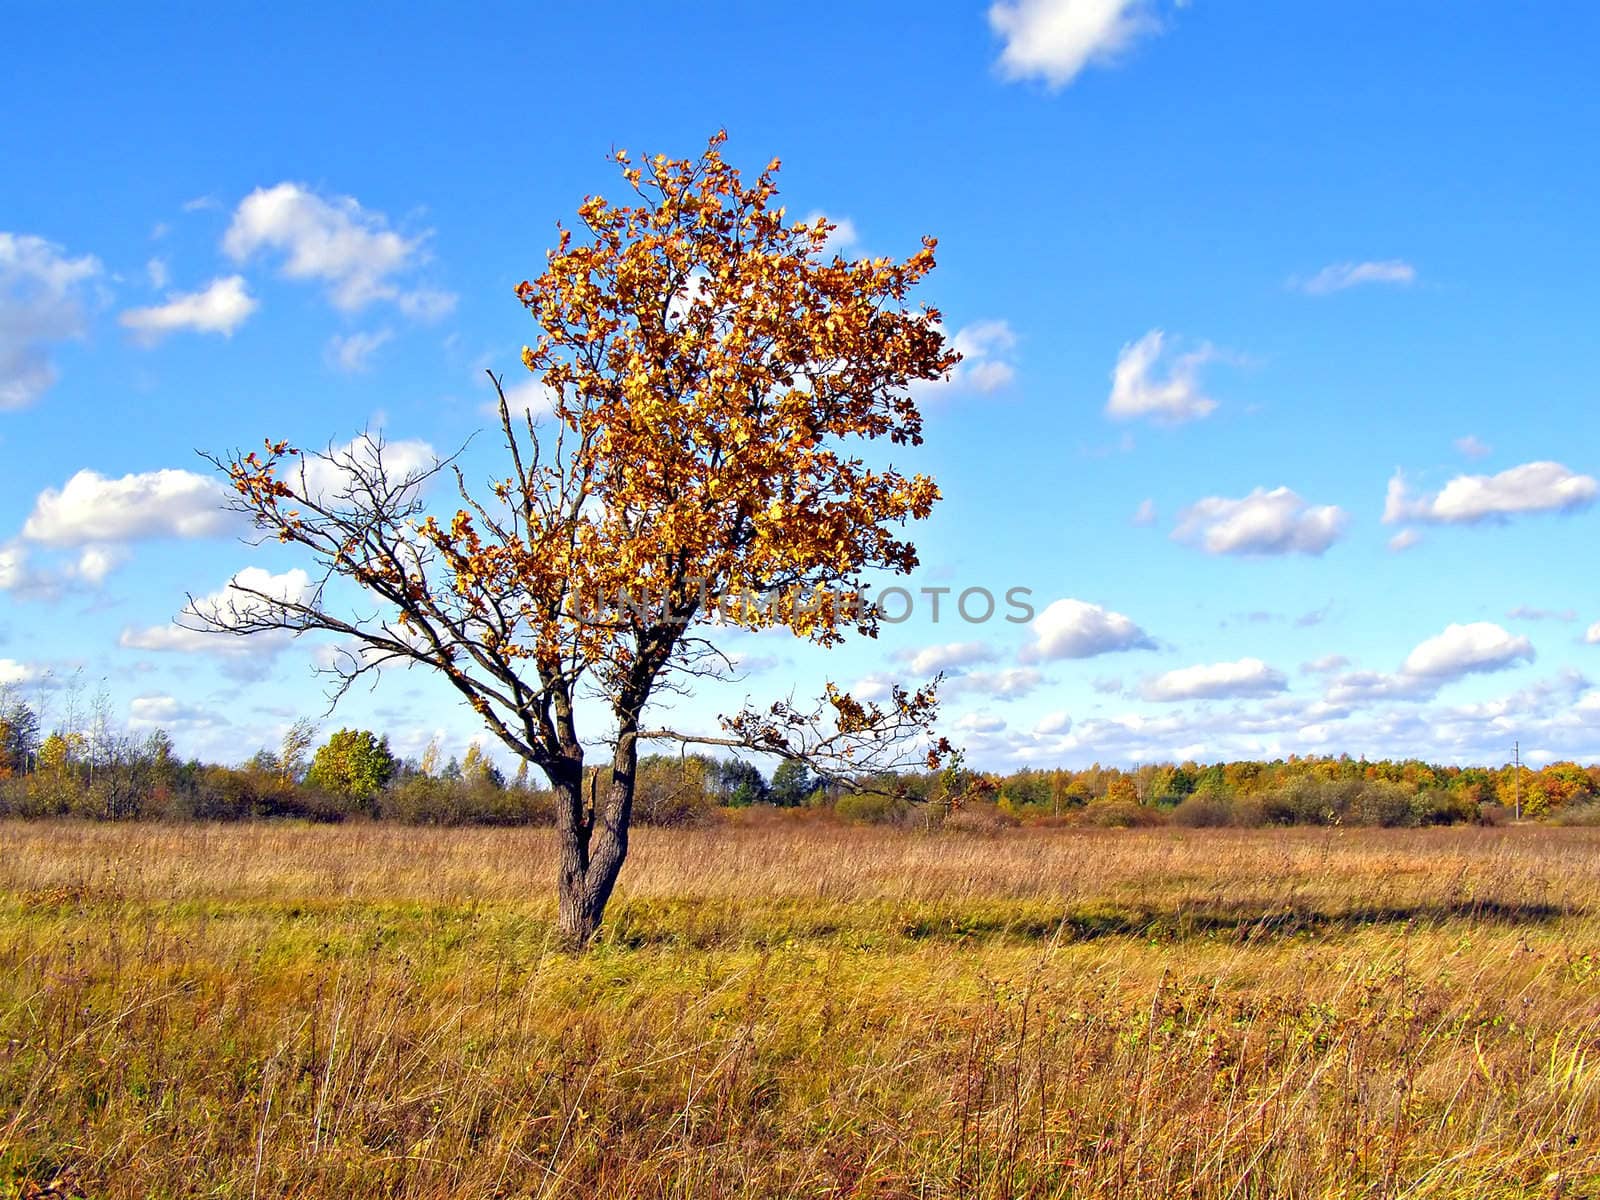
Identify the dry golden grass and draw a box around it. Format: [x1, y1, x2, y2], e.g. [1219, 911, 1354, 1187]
[2, 819, 1598, 1197]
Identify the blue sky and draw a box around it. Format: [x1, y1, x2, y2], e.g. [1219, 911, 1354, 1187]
[3, 1, 1598, 771]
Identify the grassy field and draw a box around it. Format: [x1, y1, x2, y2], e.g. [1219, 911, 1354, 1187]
[1, 819, 1598, 1198]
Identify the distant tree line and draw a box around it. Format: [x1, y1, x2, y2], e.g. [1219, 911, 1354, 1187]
[2, 691, 1597, 828]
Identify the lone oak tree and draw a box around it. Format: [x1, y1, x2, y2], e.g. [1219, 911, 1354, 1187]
[201, 134, 960, 947]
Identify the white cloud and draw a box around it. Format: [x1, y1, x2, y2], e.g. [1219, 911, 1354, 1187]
[1325, 622, 1535, 705]
[1022, 598, 1152, 662]
[120, 566, 313, 658]
[955, 711, 1007, 734]
[1384, 462, 1597, 524]
[0, 232, 101, 410]
[1131, 498, 1158, 526]
[1106, 329, 1219, 423]
[146, 258, 170, 289]
[1586, 623, 1600, 646]
[311, 637, 397, 674]
[1034, 711, 1072, 736]
[128, 694, 225, 731]
[1454, 434, 1491, 460]
[989, 0, 1162, 89]
[223, 182, 455, 317]
[1402, 622, 1534, 680]
[74, 545, 129, 585]
[299, 434, 437, 503]
[23, 468, 232, 545]
[0, 537, 132, 600]
[0, 659, 39, 687]
[804, 211, 861, 259]
[919, 319, 1019, 396]
[0, 544, 32, 593]
[1141, 658, 1288, 702]
[485, 377, 560, 424]
[849, 673, 896, 703]
[1388, 528, 1422, 553]
[326, 328, 393, 372]
[1295, 260, 1416, 295]
[119, 275, 257, 344]
[898, 641, 997, 675]
[1172, 487, 1346, 556]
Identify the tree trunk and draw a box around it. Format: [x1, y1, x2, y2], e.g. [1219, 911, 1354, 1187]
[551, 737, 638, 951]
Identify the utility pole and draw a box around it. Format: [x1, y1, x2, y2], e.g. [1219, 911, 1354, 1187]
[1512, 740, 1521, 821]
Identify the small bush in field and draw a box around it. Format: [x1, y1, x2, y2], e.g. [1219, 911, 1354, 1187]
[1090, 800, 1166, 828]
[944, 801, 1020, 834]
[834, 790, 908, 825]
[1169, 793, 1232, 828]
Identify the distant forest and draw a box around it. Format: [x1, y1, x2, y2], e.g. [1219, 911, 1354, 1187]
[3, 691, 1595, 829]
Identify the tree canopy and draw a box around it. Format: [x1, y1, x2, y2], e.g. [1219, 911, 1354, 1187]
[199, 133, 961, 945]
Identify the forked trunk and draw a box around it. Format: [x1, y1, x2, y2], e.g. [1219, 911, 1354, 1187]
[551, 740, 638, 950]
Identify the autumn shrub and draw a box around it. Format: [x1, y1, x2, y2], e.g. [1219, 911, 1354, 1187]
[1347, 780, 1414, 827]
[1410, 786, 1478, 826]
[834, 789, 908, 825]
[1169, 792, 1233, 827]
[1476, 801, 1511, 826]
[0, 773, 67, 817]
[1552, 800, 1600, 827]
[1089, 799, 1166, 828]
[943, 800, 1020, 834]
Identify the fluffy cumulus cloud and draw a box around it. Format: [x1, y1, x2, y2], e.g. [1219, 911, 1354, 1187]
[120, 566, 314, 658]
[955, 711, 1007, 735]
[0, 539, 128, 599]
[989, 0, 1162, 89]
[1454, 435, 1491, 460]
[1402, 623, 1535, 680]
[0, 232, 101, 409]
[1022, 598, 1153, 662]
[1586, 623, 1600, 646]
[898, 641, 997, 675]
[1034, 711, 1072, 736]
[1384, 462, 1597, 524]
[485, 377, 560, 424]
[1172, 487, 1346, 556]
[803, 211, 861, 259]
[1324, 622, 1534, 705]
[22, 469, 232, 545]
[298, 434, 438, 502]
[1295, 260, 1416, 295]
[223, 183, 455, 317]
[1140, 658, 1287, 702]
[72, 545, 129, 585]
[0, 658, 39, 687]
[119, 275, 257, 344]
[917, 320, 1018, 395]
[1106, 329, 1219, 423]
